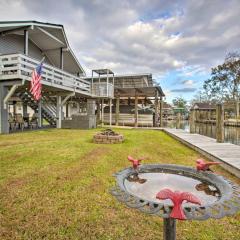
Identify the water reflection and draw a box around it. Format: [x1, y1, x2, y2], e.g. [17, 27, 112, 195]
[195, 183, 220, 197]
[124, 173, 220, 205]
[127, 173, 147, 184]
[164, 120, 240, 146]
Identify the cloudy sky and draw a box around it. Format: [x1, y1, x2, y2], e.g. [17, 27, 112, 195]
[0, 0, 239, 102]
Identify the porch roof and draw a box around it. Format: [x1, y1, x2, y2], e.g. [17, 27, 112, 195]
[92, 69, 114, 75]
[115, 86, 165, 98]
[0, 21, 85, 75]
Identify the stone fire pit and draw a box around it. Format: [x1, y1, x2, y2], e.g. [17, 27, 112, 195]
[93, 129, 124, 144]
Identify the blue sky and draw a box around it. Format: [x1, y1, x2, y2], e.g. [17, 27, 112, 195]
[0, 0, 239, 103]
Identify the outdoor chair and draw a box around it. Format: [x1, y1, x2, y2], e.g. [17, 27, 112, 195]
[15, 114, 24, 130]
[8, 113, 16, 130]
[29, 114, 38, 129]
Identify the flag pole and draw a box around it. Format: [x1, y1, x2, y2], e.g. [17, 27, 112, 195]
[40, 56, 45, 64]
[37, 57, 45, 128]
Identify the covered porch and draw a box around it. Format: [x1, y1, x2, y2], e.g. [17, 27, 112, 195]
[101, 86, 165, 127]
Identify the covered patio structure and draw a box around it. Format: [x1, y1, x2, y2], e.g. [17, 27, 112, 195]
[113, 86, 165, 127]
[87, 73, 165, 127]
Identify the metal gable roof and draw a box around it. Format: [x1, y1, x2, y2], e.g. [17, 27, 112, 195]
[0, 21, 85, 75]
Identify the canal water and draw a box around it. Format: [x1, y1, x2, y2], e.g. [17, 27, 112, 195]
[163, 120, 240, 146]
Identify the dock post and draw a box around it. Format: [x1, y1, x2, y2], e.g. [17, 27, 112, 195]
[190, 109, 196, 133]
[236, 101, 239, 120]
[216, 104, 224, 143]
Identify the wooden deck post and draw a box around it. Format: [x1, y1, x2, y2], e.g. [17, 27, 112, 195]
[60, 48, 64, 70]
[96, 100, 100, 125]
[0, 84, 9, 134]
[190, 109, 196, 133]
[23, 103, 28, 117]
[115, 97, 120, 126]
[109, 98, 112, 126]
[154, 90, 159, 127]
[159, 99, 163, 127]
[24, 30, 29, 55]
[134, 96, 138, 127]
[101, 99, 104, 127]
[216, 103, 224, 143]
[38, 100, 42, 128]
[56, 96, 62, 128]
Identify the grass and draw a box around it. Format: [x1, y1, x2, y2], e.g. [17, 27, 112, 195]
[0, 128, 239, 240]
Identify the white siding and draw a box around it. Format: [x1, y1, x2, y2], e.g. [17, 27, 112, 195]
[0, 34, 51, 64]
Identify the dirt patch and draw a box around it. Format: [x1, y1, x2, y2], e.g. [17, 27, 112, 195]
[5, 178, 26, 189]
[56, 147, 109, 181]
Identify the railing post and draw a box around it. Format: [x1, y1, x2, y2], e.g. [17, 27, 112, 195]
[17, 55, 22, 77]
[216, 103, 224, 143]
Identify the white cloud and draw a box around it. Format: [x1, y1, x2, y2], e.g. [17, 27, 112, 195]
[0, 0, 239, 78]
[182, 80, 194, 86]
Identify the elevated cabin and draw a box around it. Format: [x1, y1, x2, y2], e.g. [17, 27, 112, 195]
[0, 21, 101, 133]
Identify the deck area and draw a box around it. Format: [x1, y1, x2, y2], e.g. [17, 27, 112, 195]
[163, 128, 240, 178]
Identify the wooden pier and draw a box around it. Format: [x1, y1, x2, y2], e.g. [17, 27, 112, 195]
[164, 128, 240, 178]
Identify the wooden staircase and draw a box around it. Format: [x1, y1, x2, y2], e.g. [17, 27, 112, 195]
[17, 92, 57, 126]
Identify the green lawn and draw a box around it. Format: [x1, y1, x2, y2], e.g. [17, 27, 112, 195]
[0, 129, 239, 240]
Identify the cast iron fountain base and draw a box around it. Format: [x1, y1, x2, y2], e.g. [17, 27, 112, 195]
[110, 164, 240, 240]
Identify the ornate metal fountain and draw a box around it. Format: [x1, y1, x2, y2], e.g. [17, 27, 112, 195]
[110, 157, 240, 240]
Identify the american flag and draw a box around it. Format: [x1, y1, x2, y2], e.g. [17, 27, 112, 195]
[30, 62, 43, 101]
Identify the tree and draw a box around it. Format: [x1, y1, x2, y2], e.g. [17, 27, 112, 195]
[203, 52, 240, 117]
[191, 89, 211, 105]
[172, 97, 187, 108]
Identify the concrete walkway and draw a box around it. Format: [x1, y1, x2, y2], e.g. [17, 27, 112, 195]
[163, 128, 240, 178]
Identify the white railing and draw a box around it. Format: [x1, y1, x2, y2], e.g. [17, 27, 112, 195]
[103, 113, 153, 127]
[92, 82, 114, 98]
[0, 53, 91, 95]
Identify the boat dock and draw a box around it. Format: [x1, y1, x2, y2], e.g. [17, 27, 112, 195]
[163, 128, 240, 178]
